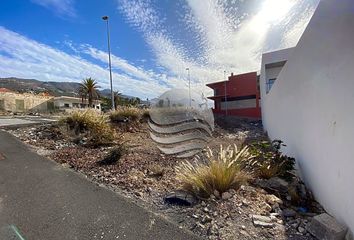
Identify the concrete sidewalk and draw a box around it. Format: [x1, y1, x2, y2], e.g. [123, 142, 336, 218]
[0, 131, 200, 240]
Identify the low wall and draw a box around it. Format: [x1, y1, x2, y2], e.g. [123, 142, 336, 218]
[0, 92, 54, 112]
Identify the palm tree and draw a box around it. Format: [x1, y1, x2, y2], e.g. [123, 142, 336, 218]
[79, 78, 99, 108]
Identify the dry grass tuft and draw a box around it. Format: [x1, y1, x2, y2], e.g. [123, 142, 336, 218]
[61, 109, 115, 146]
[109, 107, 143, 123]
[175, 145, 254, 199]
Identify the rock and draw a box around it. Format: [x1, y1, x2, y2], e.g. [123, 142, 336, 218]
[307, 213, 347, 240]
[253, 220, 274, 228]
[213, 190, 221, 199]
[253, 215, 275, 227]
[266, 194, 283, 205]
[283, 208, 297, 218]
[164, 190, 197, 206]
[252, 215, 272, 223]
[298, 226, 306, 234]
[134, 191, 143, 197]
[221, 191, 232, 200]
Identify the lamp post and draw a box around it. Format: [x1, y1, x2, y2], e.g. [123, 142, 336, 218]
[102, 15, 114, 110]
[224, 70, 228, 116]
[186, 67, 191, 107]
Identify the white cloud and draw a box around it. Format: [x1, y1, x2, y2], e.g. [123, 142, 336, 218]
[31, 0, 76, 17]
[0, 26, 167, 99]
[117, 0, 319, 96]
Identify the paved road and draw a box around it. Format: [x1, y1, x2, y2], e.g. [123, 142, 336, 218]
[0, 116, 56, 128]
[0, 131, 200, 240]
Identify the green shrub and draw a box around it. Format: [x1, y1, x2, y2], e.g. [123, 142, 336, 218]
[175, 145, 253, 199]
[61, 109, 115, 146]
[109, 107, 142, 123]
[248, 140, 295, 181]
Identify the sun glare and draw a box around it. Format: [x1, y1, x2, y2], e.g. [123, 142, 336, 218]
[260, 0, 295, 23]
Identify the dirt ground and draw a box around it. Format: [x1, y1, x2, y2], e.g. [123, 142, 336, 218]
[8, 119, 323, 240]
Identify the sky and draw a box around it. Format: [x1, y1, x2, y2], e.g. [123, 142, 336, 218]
[0, 0, 319, 99]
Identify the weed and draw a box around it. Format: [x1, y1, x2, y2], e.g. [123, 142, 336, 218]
[97, 145, 127, 165]
[61, 109, 115, 147]
[109, 107, 142, 123]
[248, 140, 295, 181]
[175, 145, 253, 199]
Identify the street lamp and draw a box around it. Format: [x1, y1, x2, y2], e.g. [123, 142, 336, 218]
[102, 15, 115, 110]
[186, 68, 191, 107]
[224, 70, 228, 116]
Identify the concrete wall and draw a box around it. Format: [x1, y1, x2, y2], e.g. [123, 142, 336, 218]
[0, 92, 54, 112]
[261, 0, 354, 233]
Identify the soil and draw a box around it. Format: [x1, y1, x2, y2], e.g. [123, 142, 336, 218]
[8, 119, 322, 240]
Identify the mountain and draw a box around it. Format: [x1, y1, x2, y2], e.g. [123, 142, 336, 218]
[0, 77, 81, 97]
[0, 77, 140, 100]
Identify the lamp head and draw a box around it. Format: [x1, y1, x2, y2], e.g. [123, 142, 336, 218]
[102, 16, 109, 20]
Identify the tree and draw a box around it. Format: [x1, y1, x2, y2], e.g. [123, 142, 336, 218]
[79, 78, 99, 108]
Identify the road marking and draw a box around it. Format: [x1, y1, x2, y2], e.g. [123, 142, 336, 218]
[10, 225, 26, 240]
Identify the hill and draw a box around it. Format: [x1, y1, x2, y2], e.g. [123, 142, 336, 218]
[0, 77, 138, 99]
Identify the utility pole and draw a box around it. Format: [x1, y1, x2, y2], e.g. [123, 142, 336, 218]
[186, 67, 191, 107]
[102, 16, 115, 110]
[224, 70, 228, 116]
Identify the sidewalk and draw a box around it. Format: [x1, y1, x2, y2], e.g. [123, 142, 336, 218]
[0, 130, 200, 240]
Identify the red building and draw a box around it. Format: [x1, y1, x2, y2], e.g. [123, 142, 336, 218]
[206, 71, 261, 119]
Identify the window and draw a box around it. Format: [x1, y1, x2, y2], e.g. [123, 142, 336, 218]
[214, 89, 219, 96]
[266, 78, 276, 93]
[64, 103, 70, 108]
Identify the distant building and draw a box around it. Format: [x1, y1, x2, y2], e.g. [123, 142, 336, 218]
[0, 91, 101, 113]
[53, 96, 101, 110]
[0, 91, 54, 112]
[206, 71, 261, 119]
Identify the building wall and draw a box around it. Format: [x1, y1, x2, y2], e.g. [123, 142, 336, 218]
[208, 72, 261, 119]
[0, 92, 54, 112]
[261, 0, 354, 233]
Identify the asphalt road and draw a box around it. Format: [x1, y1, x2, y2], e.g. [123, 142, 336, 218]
[0, 130, 200, 240]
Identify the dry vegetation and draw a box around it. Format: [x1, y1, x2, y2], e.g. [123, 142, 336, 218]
[176, 145, 254, 199]
[8, 109, 324, 240]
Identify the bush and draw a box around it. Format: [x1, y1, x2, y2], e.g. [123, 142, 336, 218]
[61, 109, 115, 146]
[109, 107, 142, 123]
[97, 145, 127, 165]
[175, 145, 253, 199]
[248, 140, 295, 181]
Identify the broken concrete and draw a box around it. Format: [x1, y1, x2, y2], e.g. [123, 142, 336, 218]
[307, 213, 347, 240]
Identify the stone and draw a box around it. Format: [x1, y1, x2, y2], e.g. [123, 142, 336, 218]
[164, 190, 197, 206]
[307, 213, 347, 240]
[213, 190, 221, 199]
[346, 231, 353, 240]
[221, 191, 232, 200]
[253, 220, 274, 228]
[283, 208, 297, 218]
[252, 215, 272, 223]
[266, 194, 283, 205]
[298, 226, 306, 234]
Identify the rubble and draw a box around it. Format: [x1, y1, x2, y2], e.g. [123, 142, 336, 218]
[307, 213, 347, 240]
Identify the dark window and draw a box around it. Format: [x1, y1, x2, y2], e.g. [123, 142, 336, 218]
[214, 89, 219, 96]
[266, 78, 276, 93]
[64, 103, 70, 108]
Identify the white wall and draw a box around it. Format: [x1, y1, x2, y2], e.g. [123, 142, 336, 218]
[261, 0, 354, 233]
